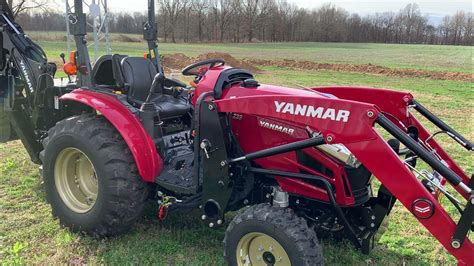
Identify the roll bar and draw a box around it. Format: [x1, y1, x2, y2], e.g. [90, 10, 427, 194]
[67, 0, 163, 88]
[144, 0, 164, 75]
[68, 0, 93, 87]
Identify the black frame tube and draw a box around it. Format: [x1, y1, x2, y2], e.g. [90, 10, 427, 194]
[70, 0, 92, 87]
[413, 100, 473, 151]
[74, 0, 82, 14]
[376, 114, 462, 186]
[248, 167, 362, 249]
[144, 0, 163, 75]
[451, 196, 474, 246]
[232, 136, 325, 162]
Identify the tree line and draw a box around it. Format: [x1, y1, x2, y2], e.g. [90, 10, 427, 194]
[15, 1, 473, 45]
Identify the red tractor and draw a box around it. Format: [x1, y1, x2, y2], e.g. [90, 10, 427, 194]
[0, 1, 472, 265]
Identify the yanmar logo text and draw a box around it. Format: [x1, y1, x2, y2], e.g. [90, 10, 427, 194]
[19, 60, 34, 93]
[275, 101, 350, 122]
[259, 119, 295, 136]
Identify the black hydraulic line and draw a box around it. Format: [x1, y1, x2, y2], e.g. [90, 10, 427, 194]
[412, 100, 473, 151]
[376, 114, 463, 186]
[248, 167, 362, 249]
[231, 136, 326, 163]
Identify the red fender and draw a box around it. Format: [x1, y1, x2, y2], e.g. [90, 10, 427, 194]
[60, 89, 162, 182]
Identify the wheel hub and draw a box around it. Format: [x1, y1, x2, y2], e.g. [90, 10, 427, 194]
[236, 232, 290, 266]
[54, 148, 98, 213]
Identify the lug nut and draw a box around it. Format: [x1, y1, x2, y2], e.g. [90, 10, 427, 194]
[217, 219, 223, 225]
[209, 222, 214, 228]
[201, 215, 207, 220]
[208, 104, 215, 111]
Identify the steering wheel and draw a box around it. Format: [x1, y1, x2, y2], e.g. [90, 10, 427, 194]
[181, 58, 225, 76]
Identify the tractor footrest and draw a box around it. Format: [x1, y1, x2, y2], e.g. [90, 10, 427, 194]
[155, 151, 195, 194]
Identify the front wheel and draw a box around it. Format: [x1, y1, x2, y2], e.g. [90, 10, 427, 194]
[224, 204, 323, 265]
[42, 114, 147, 237]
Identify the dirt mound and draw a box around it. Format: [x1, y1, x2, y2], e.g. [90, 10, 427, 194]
[198, 52, 261, 73]
[246, 59, 472, 82]
[117, 34, 141, 43]
[161, 52, 261, 73]
[161, 53, 193, 70]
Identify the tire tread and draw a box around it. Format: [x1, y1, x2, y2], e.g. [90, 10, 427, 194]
[43, 114, 147, 237]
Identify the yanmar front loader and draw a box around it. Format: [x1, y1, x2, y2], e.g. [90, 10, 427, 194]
[0, 1, 472, 265]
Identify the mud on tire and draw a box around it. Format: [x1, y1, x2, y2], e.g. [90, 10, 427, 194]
[224, 203, 323, 265]
[42, 114, 147, 237]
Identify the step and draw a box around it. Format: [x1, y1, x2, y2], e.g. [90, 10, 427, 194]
[155, 148, 196, 194]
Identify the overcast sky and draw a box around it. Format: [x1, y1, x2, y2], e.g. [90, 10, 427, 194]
[104, 0, 472, 17]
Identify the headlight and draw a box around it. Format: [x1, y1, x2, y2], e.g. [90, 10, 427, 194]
[317, 144, 361, 168]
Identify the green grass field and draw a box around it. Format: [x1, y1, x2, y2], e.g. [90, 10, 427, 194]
[1, 36, 473, 265]
[28, 31, 473, 73]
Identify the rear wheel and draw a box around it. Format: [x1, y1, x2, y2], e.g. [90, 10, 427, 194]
[42, 114, 147, 237]
[224, 204, 323, 265]
[54, 147, 98, 213]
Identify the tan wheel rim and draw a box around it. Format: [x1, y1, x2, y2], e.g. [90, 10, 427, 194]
[236, 232, 290, 266]
[54, 148, 98, 213]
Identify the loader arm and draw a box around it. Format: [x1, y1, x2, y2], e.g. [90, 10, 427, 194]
[311, 86, 472, 199]
[214, 93, 473, 264]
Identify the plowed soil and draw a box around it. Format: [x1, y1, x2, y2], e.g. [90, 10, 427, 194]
[161, 53, 470, 82]
[246, 59, 472, 82]
[161, 52, 261, 73]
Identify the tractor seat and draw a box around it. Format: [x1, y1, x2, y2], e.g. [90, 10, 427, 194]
[120, 57, 191, 119]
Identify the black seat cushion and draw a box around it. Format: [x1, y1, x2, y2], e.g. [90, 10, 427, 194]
[152, 94, 191, 119]
[92, 54, 127, 86]
[121, 57, 157, 102]
[120, 57, 191, 119]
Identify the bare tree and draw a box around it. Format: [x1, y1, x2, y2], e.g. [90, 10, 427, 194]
[6, 0, 47, 18]
[211, 0, 236, 42]
[10, 0, 473, 45]
[159, 0, 187, 43]
[192, 0, 208, 42]
[239, 0, 271, 42]
[439, 16, 452, 44]
[452, 11, 466, 44]
[399, 3, 421, 43]
[462, 12, 473, 45]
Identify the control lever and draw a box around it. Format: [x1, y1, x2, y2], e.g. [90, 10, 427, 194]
[200, 139, 211, 159]
[60, 53, 72, 83]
